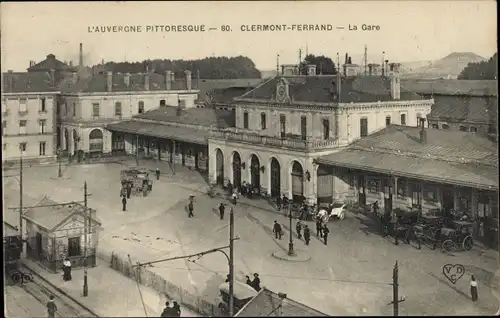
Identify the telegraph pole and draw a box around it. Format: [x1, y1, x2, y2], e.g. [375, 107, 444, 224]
[83, 181, 89, 297]
[19, 148, 24, 251]
[228, 207, 235, 316]
[389, 261, 406, 316]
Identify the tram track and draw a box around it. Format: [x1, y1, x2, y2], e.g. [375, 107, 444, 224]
[15, 264, 99, 318]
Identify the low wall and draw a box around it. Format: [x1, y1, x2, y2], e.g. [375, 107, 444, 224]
[108, 251, 219, 317]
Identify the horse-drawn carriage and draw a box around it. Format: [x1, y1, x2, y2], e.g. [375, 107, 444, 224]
[314, 202, 347, 223]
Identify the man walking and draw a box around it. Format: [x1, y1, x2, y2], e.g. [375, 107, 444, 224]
[188, 201, 194, 218]
[232, 189, 238, 205]
[296, 220, 303, 239]
[122, 196, 127, 212]
[273, 221, 283, 240]
[316, 219, 323, 238]
[276, 195, 282, 211]
[303, 225, 311, 245]
[219, 203, 225, 220]
[161, 301, 173, 317]
[47, 295, 57, 318]
[156, 168, 160, 180]
[322, 224, 330, 245]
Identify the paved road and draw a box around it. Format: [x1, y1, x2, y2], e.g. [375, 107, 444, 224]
[4, 285, 47, 318]
[3, 160, 499, 316]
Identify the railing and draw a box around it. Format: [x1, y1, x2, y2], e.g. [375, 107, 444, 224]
[209, 130, 341, 150]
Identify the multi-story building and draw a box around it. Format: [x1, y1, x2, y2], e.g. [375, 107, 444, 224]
[2, 71, 59, 163]
[58, 69, 199, 157]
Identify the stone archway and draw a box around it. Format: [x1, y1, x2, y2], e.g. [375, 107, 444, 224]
[291, 161, 304, 202]
[232, 151, 242, 190]
[250, 154, 261, 190]
[215, 148, 224, 186]
[89, 129, 104, 154]
[270, 157, 281, 197]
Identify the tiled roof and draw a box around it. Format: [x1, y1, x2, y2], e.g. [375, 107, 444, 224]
[27, 54, 73, 72]
[316, 149, 498, 190]
[238, 75, 423, 104]
[401, 79, 497, 96]
[197, 79, 262, 104]
[60, 72, 198, 94]
[2, 72, 58, 93]
[236, 288, 328, 317]
[106, 120, 211, 145]
[350, 125, 498, 165]
[198, 87, 254, 104]
[428, 95, 498, 123]
[134, 107, 235, 127]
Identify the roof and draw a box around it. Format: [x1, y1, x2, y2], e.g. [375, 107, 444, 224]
[197, 79, 263, 104]
[59, 71, 198, 94]
[428, 95, 498, 123]
[219, 282, 259, 300]
[3, 222, 19, 237]
[401, 79, 498, 96]
[237, 75, 423, 104]
[198, 87, 254, 104]
[22, 197, 101, 231]
[134, 107, 235, 127]
[2, 72, 58, 93]
[316, 125, 498, 189]
[235, 288, 329, 317]
[27, 54, 73, 72]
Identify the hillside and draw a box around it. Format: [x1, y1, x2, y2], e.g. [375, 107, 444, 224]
[402, 52, 486, 79]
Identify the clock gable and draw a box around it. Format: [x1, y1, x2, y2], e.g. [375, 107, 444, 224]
[275, 79, 290, 103]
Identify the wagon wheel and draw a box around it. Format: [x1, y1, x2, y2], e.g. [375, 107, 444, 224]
[441, 239, 455, 253]
[462, 235, 474, 251]
[338, 211, 345, 220]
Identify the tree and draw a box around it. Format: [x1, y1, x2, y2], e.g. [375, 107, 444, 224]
[94, 56, 262, 79]
[299, 54, 337, 75]
[458, 53, 497, 80]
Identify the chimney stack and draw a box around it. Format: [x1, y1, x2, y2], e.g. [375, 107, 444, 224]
[72, 72, 78, 84]
[185, 70, 192, 90]
[7, 72, 13, 92]
[306, 64, 317, 76]
[79, 43, 83, 67]
[419, 118, 427, 143]
[335, 71, 342, 101]
[124, 73, 130, 87]
[50, 69, 56, 86]
[144, 73, 150, 90]
[106, 71, 113, 92]
[165, 70, 173, 90]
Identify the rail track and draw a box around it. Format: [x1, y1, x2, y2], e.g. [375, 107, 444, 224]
[12, 265, 99, 318]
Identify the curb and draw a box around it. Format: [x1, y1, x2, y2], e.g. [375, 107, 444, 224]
[271, 250, 312, 262]
[21, 262, 100, 317]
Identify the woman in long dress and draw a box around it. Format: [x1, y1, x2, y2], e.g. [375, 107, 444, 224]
[470, 275, 478, 302]
[62, 258, 72, 281]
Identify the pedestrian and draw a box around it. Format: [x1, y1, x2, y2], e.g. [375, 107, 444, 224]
[470, 275, 478, 302]
[156, 168, 160, 180]
[322, 225, 330, 245]
[161, 301, 173, 317]
[126, 182, 132, 199]
[188, 201, 194, 218]
[282, 194, 289, 213]
[245, 275, 252, 286]
[225, 274, 230, 283]
[316, 220, 323, 238]
[47, 295, 57, 318]
[303, 225, 311, 245]
[62, 258, 72, 281]
[173, 301, 181, 317]
[273, 221, 283, 240]
[122, 196, 127, 212]
[296, 220, 303, 239]
[232, 189, 238, 205]
[219, 203, 225, 220]
[276, 195, 282, 211]
[251, 273, 261, 292]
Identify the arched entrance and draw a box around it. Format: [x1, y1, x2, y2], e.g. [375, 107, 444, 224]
[232, 152, 242, 190]
[215, 149, 224, 185]
[270, 158, 281, 197]
[73, 129, 78, 155]
[291, 161, 304, 202]
[89, 129, 104, 154]
[64, 128, 69, 151]
[250, 154, 260, 190]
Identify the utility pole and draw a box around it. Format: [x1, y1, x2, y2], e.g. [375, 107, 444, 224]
[172, 141, 176, 175]
[389, 261, 405, 316]
[19, 148, 24, 252]
[364, 45, 368, 76]
[288, 209, 295, 256]
[228, 207, 235, 316]
[83, 181, 89, 297]
[57, 148, 62, 178]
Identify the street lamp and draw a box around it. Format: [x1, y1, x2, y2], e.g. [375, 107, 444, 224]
[288, 208, 295, 256]
[57, 147, 62, 178]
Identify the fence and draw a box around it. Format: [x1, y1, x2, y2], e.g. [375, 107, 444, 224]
[109, 251, 218, 317]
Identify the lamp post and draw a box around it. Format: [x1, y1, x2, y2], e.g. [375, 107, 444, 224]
[288, 208, 295, 256]
[57, 148, 62, 177]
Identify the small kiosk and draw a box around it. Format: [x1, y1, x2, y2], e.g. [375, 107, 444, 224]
[23, 197, 101, 273]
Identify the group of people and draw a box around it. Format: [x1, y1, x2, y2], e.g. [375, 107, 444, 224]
[120, 168, 161, 212]
[272, 216, 330, 246]
[225, 272, 261, 292]
[240, 181, 258, 199]
[161, 301, 181, 317]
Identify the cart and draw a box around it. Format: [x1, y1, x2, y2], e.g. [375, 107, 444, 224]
[120, 169, 151, 197]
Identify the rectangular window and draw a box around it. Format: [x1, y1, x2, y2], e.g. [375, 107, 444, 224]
[459, 126, 468, 131]
[68, 237, 81, 257]
[260, 113, 266, 130]
[19, 120, 27, 135]
[19, 142, 27, 152]
[300, 116, 307, 140]
[360, 117, 368, 137]
[400, 114, 407, 125]
[38, 120, 46, 134]
[160, 100, 166, 107]
[19, 98, 27, 113]
[280, 114, 286, 138]
[115, 102, 122, 116]
[138, 101, 144, 114]
[243, 112, 249, 129]
[385, 116, 391, 126]
[40, 98, 46, 112]
[73, 103, 76, 116]
[323, 119, 330, 140]
[92, 103, 100, 118]
[411, 183, 422, 207]
[39, 142, 46, 156]
[397, 179, 407, 199]
[470, 127, 478, 133]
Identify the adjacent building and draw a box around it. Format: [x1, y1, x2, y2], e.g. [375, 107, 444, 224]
[2, 71, 59, 163]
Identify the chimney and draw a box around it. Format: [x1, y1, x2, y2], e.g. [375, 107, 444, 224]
[79, 43, 83, 67]
[335, 71, 342, 101]
[419, 118, 427, 143]
[306, 64, 317, 76]
[165, 70, 173, 90]
[390, 66, 400, 100]
[144, 73, 150, 90]
[185, 70, 192, 90]
[50, 69, 56, 86]
[106, 71, 113, 92]
[384, 60, 389, 76]
[368, 64, 373, 76]
[72, 72, 78, 84]
[69, 61, 73, 67]
[124, 73, 131, 87]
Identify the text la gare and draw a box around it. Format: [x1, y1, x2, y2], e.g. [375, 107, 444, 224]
[349, 24, 381, 31]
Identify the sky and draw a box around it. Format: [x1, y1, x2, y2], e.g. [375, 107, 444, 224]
[1, 1, 497, 72]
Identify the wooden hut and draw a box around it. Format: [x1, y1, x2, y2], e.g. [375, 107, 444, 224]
[22, 197, 101, 273]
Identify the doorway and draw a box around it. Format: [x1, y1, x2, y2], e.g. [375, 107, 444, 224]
[270, 158, 281, 197]
[232, 152, 242, 190]
[442, 187, 454, 213]
[291, 161, 304, 202]
[250, 154, 260, 189]
[358, 175, 366, 206]
[215, 149, 224, 185]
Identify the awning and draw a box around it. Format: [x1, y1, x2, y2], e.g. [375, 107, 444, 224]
[316, 149, 498, 191]
[107, 121, 209, 145]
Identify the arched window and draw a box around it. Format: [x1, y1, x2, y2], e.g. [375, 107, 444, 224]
[385, 116, 391, 126]
[400, 113, 407, 125]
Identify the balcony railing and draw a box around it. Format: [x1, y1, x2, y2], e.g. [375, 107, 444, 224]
[209, 130, 341, 151]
